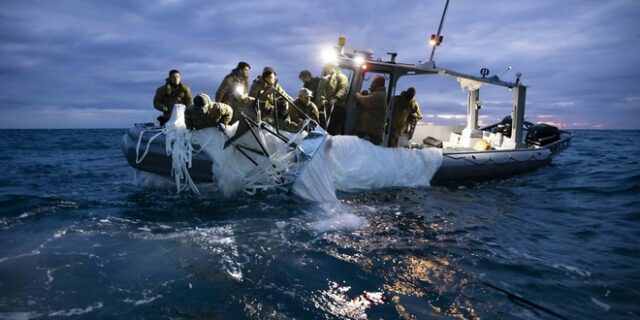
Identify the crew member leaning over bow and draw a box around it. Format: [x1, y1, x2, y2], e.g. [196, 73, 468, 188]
[184, 93, 233, 130]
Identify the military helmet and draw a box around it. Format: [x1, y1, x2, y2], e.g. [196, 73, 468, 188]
[194, 93, 212, 109]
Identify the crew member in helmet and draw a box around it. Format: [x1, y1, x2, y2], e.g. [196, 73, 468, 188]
[153, 69, 193, 125]
[290, 88, 320, 126]
[185, 93, 233, 130]
[355, 76, 387, 145]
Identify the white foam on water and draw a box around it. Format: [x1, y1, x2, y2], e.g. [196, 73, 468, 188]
[45, 264, 72, 286]
[0, 312, 43, 320]
[552, 263, 592, 277]
[48, 302, 103, 317]
[133, 170, 177, 192]
[591, 297, 611, 311]
[309, 213, 366, 233]
[124, 289, 163, 305]
[0, 250, 40, 264]
[137, 225, 245, 282]
[311, 281, 385, 320]
[307, 203, 368, 233]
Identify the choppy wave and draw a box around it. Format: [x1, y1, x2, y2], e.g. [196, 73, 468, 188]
[0, 129, 639, 319]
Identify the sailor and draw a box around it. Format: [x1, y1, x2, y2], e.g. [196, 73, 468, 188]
[389, 87, 423, 147]
[248, 67, 293, 116]
[184, 93, 233, 130]
[290, 88, 320, 126]
[215, 61, 251, 123]
[355, 76, 387, 145]
[263, 99, 300, 133]
[298, 70, 320, 100]
[317, 62, 348, 134]
[153, 69, 193, 125]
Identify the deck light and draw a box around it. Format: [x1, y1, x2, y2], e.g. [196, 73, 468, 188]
[338, 36, 346, 47]
[235, 84, 244, 96]
[430, 34, 443, 47]
[354, 55, 365, 66]
[322, 48, 338, 64]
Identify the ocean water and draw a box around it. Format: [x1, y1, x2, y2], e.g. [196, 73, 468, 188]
[0, 129, 638, 319]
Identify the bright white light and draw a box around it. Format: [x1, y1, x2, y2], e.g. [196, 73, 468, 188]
[429, 39, 437, 47]
[321, 48, 338, 64]
[354, 55, 365, 66]
[234, 84, 244, 96]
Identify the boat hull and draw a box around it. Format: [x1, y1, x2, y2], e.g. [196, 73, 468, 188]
[122, 123, 572, 185]
[121, 123, 214, 182]
[432, 135, 571, 183]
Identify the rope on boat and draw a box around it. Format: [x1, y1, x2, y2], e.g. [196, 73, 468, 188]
[135, 111, 313, 196]
[135, 128, 164, 164]
[134, 118, 216, 195]
[444, 151, 549, 166]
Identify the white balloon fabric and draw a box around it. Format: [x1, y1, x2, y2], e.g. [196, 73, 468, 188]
[292, 136, 443, 202]
[163, 105, 443, 201]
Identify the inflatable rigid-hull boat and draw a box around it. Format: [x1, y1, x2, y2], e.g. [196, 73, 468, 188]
[122, 122, 572, 185]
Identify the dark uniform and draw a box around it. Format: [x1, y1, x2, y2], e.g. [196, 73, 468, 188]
[355, 87, 387, 145]
[389, 89, 423, 147]
[303, 77, 320, 100]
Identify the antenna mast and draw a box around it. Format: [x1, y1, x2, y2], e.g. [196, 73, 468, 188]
[428, 0, 450, 63]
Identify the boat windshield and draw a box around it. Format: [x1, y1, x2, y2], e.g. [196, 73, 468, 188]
[395, 72, 511, 127]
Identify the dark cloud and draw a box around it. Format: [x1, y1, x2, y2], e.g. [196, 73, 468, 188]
[0, 0, 639, 128]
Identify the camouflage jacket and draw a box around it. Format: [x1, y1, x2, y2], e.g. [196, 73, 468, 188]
[153, 79, 193, 116]
[248, 77, 293, 114]
[390, 96, 422, 136]
[215, 70, 249, 105]
[184, 102, 233, 130]
[318, 71, 348, 106]
[290, 99, 320, 125]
